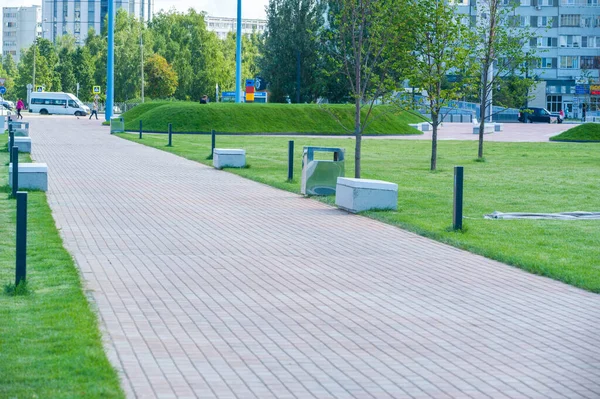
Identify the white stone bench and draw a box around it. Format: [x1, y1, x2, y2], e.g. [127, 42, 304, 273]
[408, 123, 422, 132]
[213, 148, 246, 169]
[335, 177, 398, 213]
[9, 163, 48, 191]
[420, 122, 430, 131]
[7, 136, 31, 153]
[494, 123, 503, 132]
[473, 124, 494, 134]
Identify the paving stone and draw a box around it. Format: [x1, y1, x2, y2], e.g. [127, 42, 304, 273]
[26, 115, 600, 398]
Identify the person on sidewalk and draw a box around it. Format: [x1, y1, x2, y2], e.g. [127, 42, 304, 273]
[16, 98, 24, 119]
[582, 103, 586, 122]
[89, 98, 99, 120]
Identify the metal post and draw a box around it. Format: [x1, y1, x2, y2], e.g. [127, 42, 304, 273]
[15, 191, 27, 286]
[106, 0, 115, 121]
[167, 123, 172, 146]
[12, 146, 19, 197]
[287, 140, 294, 181]
[235, 0, 242, 103]
[453, 166, 464, 231]
[211, 129, 216, 157]
[139, 120, 143, 139]
[9, 129, 14, 163]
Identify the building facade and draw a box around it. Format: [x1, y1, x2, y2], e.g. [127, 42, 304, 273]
[458, 0, 600, 119]
[2, 6, 42, 63]
[41, 0, 153, 45]
[205, 16, 267, 39]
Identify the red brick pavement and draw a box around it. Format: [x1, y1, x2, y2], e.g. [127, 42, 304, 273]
[26, 115, 599, 398]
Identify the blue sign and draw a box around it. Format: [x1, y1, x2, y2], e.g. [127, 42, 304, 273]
[222, 91, 236, 97]
[0, 86, 6, 95]
[575, 84, 589, 95]
[245, 79, 255, 87]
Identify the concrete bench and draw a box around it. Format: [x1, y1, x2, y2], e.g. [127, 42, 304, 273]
[408, 123, 422, 132]
[494, 123, 503, 132]
[9, 121, 29, 137]
[7, 136, 31, 153]
[473, 124, 494, 134]
[9, 163, 48, 191]
[420, 122, 430, 132]
[335, 177, 398, 213]
[213, 148, 246, 169]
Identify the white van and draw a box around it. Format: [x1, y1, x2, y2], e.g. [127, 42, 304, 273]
[29, 92, 90, 116]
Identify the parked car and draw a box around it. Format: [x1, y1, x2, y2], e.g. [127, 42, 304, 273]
[518, 107, 563, 124]
[0, 99, 14, 110]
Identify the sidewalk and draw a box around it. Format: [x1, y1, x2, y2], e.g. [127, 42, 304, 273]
[29, 116, 599, 398]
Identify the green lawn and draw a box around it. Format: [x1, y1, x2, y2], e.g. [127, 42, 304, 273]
[550, 123, 600, 142]
[0, 145, 124, 398]
[122, 102, 425, 135]
[117, 132, 600, 293]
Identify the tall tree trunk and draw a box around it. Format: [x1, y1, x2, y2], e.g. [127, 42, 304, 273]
[431, 111, 438, 171]
[478, 64, 488, 159]
[355, 97, 361, 178]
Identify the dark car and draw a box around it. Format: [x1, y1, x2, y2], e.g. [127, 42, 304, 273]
[518, 107, 563, 124]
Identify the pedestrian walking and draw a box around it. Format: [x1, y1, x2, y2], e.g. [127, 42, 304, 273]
[582, 103, 586, 122]
[89, 98, 99, 120]
[16, 98, 24, 119]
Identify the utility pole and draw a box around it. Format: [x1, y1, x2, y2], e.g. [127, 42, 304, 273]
[32, 39, 36, 90]
[235, 0, 242, 103]
[140, 31, 144, 103]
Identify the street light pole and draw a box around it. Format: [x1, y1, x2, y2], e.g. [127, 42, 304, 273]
[141, 30, 144, 103]
[106, 0, 115, 121]
[235, 0, 242, 103]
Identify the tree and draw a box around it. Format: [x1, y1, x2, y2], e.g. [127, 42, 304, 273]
[144, 53, 178, 98]
[260, 0, 325, 103]
[472, 0, 536, 159]
[1, 54, 18, 100]
[57, 46, 77, 94]
[325, 0, 410, 178]
[72, 47, 96, 101]
[408, 0, 475, 170]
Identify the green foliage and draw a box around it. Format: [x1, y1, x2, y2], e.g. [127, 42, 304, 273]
[550, 123, 600, 142]
[1, 55, 18, 100]
[118, 134, 600, 293]
[72, 47, 96, 101]
[260, 0, 325, 103]
[144, 54, 178, 98]
[408, 0, 475, 170]
[4, 280, 30, 296]
[122, 102, 423, 134]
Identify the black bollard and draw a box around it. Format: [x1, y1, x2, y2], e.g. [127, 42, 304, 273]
[9, 129, 14, 163]
[287, 140, 294, 181]
[15, 191, 27, 286]
[211, 129, 216, 157]
[11, 146, 18, 198]
[168, 123, 172, 146]
[139, 120, 143, 139]
[453, 166, 464, 231]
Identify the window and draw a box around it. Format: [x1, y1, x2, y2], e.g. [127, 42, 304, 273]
[580, 56, 600, 69]
[559, 35, 582, 47]
[538, 57, 554, 68]
[560, 56, 579, 68]
[547, 95, 562, 113]
[521, 0, 530, 5]
[582, 36, 595, 47]
[582, 16, 592, 27]
[537, 37, 557, 47]
[538, 16, 553, 27]
[561, 14, 581, 26]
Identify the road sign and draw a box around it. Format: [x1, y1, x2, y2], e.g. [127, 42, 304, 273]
[0, 87, 6, 95]
[93, 86, 101, 94]
[36, 86, 44, 92]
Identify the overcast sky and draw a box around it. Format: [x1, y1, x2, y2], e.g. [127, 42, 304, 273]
[3, 0, 269, 19]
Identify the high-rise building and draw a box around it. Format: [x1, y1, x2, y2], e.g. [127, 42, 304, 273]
[41, 0, 153, 45]
[205, 16, 267, 40]
[2, 6, 42, 63]
[457, 0, 600, 119]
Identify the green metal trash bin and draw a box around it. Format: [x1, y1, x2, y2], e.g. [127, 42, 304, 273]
[301, 146, 345, 195]
[110, 116, 125, 134]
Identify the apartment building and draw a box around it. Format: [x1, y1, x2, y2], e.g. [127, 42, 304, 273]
[42, 0, 153, 45]
[458, 0, 600, 118]
[205, 16, 267, 39]
[2, 6, 42, 63]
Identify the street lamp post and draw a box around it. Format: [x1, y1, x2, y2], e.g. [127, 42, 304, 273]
[106, 0, 115, 121]
[235, 0, 242, 103]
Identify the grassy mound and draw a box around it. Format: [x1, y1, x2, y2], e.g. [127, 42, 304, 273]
[550, 123, 600, 142]
[122, 102, 424, 135]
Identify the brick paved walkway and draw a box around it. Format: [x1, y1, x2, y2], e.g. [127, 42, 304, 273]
[28, 116, 599, 398]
